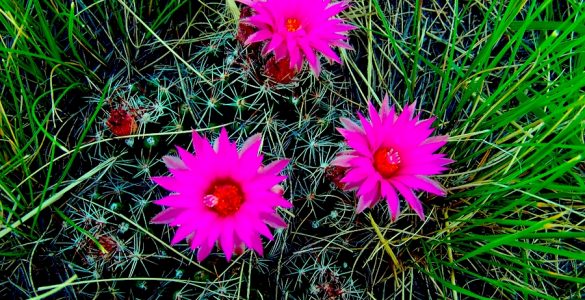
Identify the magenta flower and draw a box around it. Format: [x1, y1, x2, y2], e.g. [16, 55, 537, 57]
[151, 129, 291, 261]
[238, 0, 355, 75]
[331, 96, 453, 220]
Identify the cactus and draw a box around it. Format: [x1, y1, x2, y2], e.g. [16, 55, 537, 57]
[2, 0, 584, 299]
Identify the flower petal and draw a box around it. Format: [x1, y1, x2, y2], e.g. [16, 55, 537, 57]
[330, 154, 355, 167]
[176, 146, 197, 169]
[339, 117, 364, 133]
[162, 155, 188, 170]
[171, 222, 197, 245]
[196, 241, 213, 262]
[152, 176, 181, 193]
[245, 29, 273, 44]
[151, 207, 183, 224]
[192, 130, 214, 157]
[393, 180, 425, 220]
[299, 39, 320, 75]
[264, 33, 285, 55]
[240, 133, 262, 157]
[220, 219, 235, 261]
[262, 212, 287, 228]
[380, 181, 400, 221]
[394, 175, 446, 196]
[260, 159, 289, 174]
[154, 194, 193, 208]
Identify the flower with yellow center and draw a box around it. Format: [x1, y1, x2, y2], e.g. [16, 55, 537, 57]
[238, 0, 356, 76]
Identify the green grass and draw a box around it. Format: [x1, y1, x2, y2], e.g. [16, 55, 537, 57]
[347, 0, 585, 298]
[1, 0, 584, 299]
[0, 0, 94, 245]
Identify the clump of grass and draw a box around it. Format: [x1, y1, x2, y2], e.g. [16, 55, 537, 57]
[343, 0, 585, 299]
[0, 0, 97, 244]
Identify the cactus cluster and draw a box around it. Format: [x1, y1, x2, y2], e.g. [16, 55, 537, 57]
[27, 1, 374, 298]
[3, 0, 584, 299]
[39, 1, 415, 298]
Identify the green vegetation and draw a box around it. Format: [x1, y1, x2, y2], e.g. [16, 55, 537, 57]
[1, 0, 583, 298]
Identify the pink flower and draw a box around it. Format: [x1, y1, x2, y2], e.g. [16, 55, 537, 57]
[331, 96, 453, 220]
[151, 128, 291, 261]
[238, 0, 355, 75]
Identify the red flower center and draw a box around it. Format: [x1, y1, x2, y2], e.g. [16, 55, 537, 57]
[373, 147, 401, 178]
[285, 18, 302, 32]
[203, 180, 244, 216]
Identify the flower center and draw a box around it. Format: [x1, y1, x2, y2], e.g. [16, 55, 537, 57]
[203, 180, 244, 216]
[373, 147, 402, 178]
[285, 18, 302, 32]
